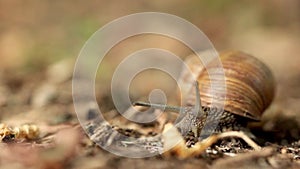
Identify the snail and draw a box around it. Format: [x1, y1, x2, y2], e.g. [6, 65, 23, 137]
[134, 50, 275, 141]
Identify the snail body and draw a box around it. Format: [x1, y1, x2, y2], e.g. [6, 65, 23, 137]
[135, 50, 275, 140]
[177, 50, 275, 138]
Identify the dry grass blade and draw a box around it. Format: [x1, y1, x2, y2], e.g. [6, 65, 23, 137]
[162, 123, 261, 159]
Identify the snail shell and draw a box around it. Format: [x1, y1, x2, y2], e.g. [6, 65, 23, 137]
[179, 50, 275, 121]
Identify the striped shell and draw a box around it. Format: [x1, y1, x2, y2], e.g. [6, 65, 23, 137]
[179, 50, 275, 120]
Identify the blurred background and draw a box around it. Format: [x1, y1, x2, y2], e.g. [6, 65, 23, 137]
[0, 1, 299, 68]
[0, 1, 300, 168]
[0, 0, 300, 122]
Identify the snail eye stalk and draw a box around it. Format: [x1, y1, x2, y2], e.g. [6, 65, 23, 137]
[193, 81, 204, 117]
[133, 81, 205, 115]
[133, 101, 183, 113]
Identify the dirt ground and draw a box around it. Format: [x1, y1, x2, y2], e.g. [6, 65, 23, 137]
[0, 1, 300, 169]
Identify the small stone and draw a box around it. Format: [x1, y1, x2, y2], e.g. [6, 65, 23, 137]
[47, 59, 73, 84]
[31, 84, 56, 108]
